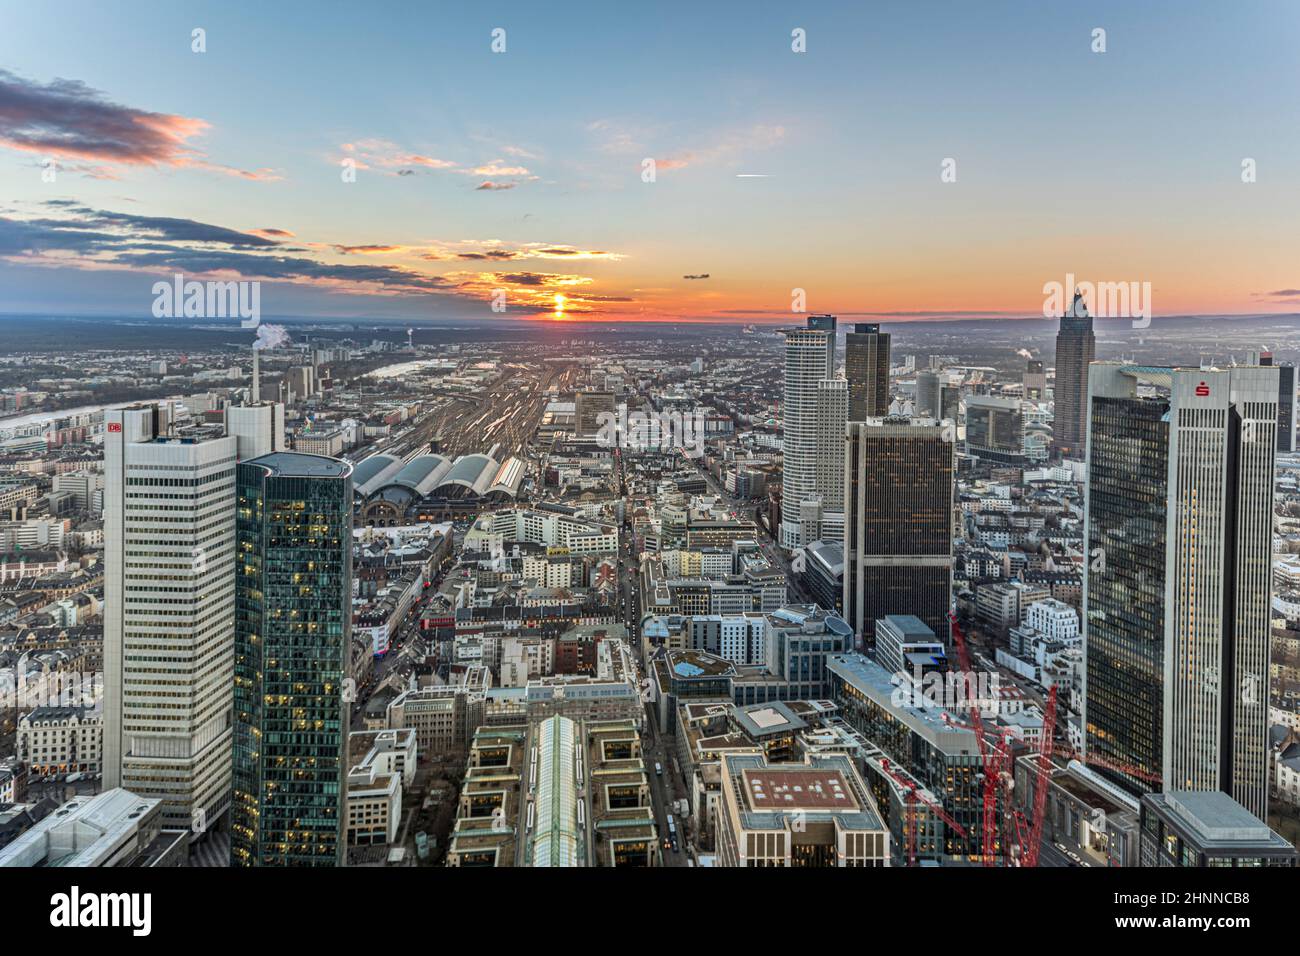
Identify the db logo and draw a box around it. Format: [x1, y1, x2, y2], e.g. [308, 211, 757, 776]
[107, 422, 123, 432]
[1194, 382, 1210, 397]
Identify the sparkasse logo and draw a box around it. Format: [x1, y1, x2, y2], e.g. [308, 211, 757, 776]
[49, 886, 151, 937]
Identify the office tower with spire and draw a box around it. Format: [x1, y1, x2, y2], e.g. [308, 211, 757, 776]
[1083, 363, 1279, 819]
[842, 417, 955, 647]
[103, 405, 238, 834]
[231, 452, 354, 867]
[1051, 289, 1095, 457]
[845, 323, 890, 420]
[780, 314, 836, 549]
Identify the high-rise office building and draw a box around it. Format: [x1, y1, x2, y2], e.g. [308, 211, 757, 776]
[103, 405, 238, 834]
[780, 315, 836, 549]
[1280, 363, 1297, 454]
[914, 370, 942, 418]
[845, 323, 890, 420]
[224, 402, 286, 461]
[1083, 364, 1279, 819]
[575, 390, 617, 439]
[1023, 359, 1046, 401]
[843, 417, 955, 646]
[1252, 351, 1296, 454]
[813, 378, 848, 542]
[938, 385, 961, 424]
[965, 395, 1027, 464]
[1051, 290, 1095, 457]
[231, 452, 354, 867]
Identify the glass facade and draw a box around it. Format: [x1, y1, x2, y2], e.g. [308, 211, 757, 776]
[845, 324, 891, 420]
[231, 454, 353, 867]
[1084, 396, 1169, 798]
[844, 421, 954, 644]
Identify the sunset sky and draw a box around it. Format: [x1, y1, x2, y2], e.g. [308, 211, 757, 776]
[2, 0, 1298, 322]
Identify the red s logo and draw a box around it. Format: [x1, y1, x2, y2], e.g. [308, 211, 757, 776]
[1194, 382, 1210, 397]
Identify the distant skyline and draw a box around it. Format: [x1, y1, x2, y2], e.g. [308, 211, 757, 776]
[2, 1, 1299, 322]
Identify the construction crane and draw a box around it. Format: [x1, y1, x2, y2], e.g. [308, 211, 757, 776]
[949, 612, 1006, 865]
[876, 757, 967, 866]
[1009, 683, 1057, 867]
[948, 612, 1057, 867]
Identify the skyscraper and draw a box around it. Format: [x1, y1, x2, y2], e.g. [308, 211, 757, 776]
[1253, 351, 1296, 454]
[103, 405, 238, 834]
[1279, 363, 1297, 454]
[1083, 364, 1279, 818]
[813, 378, 848, 542]
[575, 390, 617, 439]
[224, 402, 286, 461]
[780, 314, 836, 549]
[1051, 289, 1095, 457]
[914, 370, 942, 418]
[843, 417, 955, 647]
[845, 323, 890, 420]
[231, 452, 354, 867]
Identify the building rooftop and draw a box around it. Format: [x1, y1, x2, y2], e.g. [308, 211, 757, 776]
[244, 450, 352, 478]
[1147, 790, 1294, 851]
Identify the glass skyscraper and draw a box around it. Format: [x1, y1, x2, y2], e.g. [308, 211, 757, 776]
[842, 417, 955, 647]
[1083, 364, 1279, 819]
[231, 452, 354, 867]
[845, 323, 890, 420]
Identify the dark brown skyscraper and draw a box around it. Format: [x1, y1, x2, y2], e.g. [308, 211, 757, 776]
[1052, 290, 1095, 457]
[842, 417, 954, 647]
[845, 323, 891, 420]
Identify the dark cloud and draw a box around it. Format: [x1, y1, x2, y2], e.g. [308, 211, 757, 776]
[332, 244, 401, 255]
[0, 68, 207, 165]
[457, 250, 520, 260]
[475, 180, 515, 191]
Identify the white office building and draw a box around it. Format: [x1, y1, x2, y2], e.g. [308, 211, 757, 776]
[814, 378, 848, 543]
[780, 315, 836, 549]
[103, 405, 238, 835]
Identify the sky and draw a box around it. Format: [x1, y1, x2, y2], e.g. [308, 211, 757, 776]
[1, 0, 1298, 323]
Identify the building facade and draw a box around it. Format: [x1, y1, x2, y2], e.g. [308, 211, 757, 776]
[1083, 364, 1279, 819]
[845, 323, 890, 420]
[1051, 290, 1096, 457]
[231, 452, 354, 866]
[843, 417, 955, 646]
[780, 315, 836, 549]
[103, 405, 237, 834]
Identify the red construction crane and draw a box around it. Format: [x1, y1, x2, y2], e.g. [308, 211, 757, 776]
[949, 612, 1005, 865]
[1011, 683, 1057, 867]
[948, 612, 1059, 867]
[876, 758, 967, 866]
